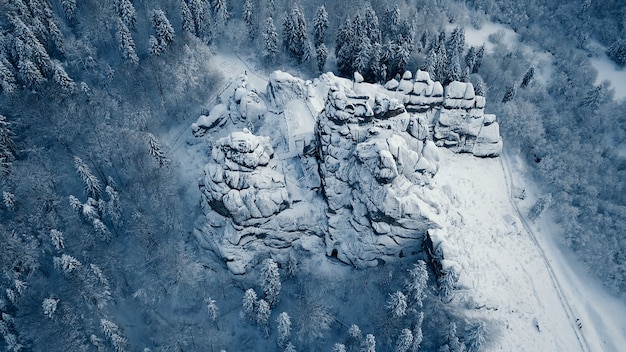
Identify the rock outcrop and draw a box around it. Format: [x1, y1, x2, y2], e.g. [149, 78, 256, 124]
[317, 82, 445, 266]
[193, 70, 503, 273]
[383, 70, 503, 157]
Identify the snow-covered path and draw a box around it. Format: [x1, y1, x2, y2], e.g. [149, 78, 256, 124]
[503, 153, 626, 352]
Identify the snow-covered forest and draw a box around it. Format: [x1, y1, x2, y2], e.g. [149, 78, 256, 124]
[1, 0, 625, 351]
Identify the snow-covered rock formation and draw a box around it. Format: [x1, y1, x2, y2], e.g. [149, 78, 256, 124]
[317, 83, 444, 266]
[383, 70, 503, 157]
[194, 70, 502, 273]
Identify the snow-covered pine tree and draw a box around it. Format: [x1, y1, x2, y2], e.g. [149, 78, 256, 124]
[181, 1, 194, 34]
[50, 229, 65, 250]
[243, 0, 255, 40]
[52, 61, 76, 93]
[0, 60, 17, 93]
[114, 0, 136, 30]
[502, 84, 516, 103]
[213, 0, 229, 42]
[276, 312, 291, 348]
[388, 291, 407, 318]
[463, 321, 486, 352]
[405, 260, 428, 308]
[54, 254, 82, 274]
[116, 19, 138, 65]
[438, 270, 456, 299]
[42, 297, 59, 318]
[363, 334, 376, 352]
[256, 299, 271, 336]
[0, 115, 15, 174]
[520, 66, 535, 88]
[147, 133, 169, 166]
[462, 66, 471, 83]
[188, 0, 212, 40]
[442, 322, 466, 352]
[607, 39, 626, 67]
[348, 324, 362, 341]
[396, 328, 413, 352]
[446, 54, 462, 84]
[413, 312, 424, 352]
[315, 43, 327, 72]
[206, 297, 218, 322]
[284, 342, 296, 352]
[74, 156, 102, 198]
[313, 5, 328, 47]
[17, 58, 45, 88]
[473, 74, 486, 96]
[382, 5, 401, 41]
[447, 26, 465, 59]
[261, 258, 281, 307]
[150, 9, 175, 56]
[242, 288, 257, 321]
[47, 19, 64, 55]
[262, 17, 278, 63]
[333, 343, 346, 352]
[101, 318, 128, 352]
[465, 47, 477, 73]
[336, 16, 354, 76]
[282, 4, 309, 64]
[61, 0, 76, 20]
[3, 191, 16, 210]
[364, 5, 381, 46]
[473, 46, 484, 73]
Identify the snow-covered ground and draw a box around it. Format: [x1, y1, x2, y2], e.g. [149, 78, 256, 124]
[589, 52, 626, 101]
[434, 150, 584, 351]
[505, 152, 626, 352]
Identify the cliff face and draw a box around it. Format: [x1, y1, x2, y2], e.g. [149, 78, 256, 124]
[194, 70, 502, 273]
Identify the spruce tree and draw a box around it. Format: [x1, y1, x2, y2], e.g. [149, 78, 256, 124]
[388, 291, 407, 318]
[316, 43, 327, 72]
[502, 85, 516, 103]
[336, 16, 354, 76]
[116, 19, 139, 65]
[313, 5, 329, 47]
[74, 156, 102, 198]
[151, 9, 175, 55]
[276, 312, 291, 348]
[261, 258, 281, 307]
[0, 60, 17, 93]
[607, 39, 626, 67]
[520, 66, 535, 88]
[114, 0, 137, 30]
[181, 1, 194, 34]
[0, 115, 15, 174]
[405, 260, 428, 308]
[396, 328, 413, 352]
[473, 45, 484, 73]
[243, 0, 255, 40]
[52, 61, 76, 93]
[61, 0, 77, 20]
[262, 17, 278, 63]
[464, 321, 486, 352]
[213, 0, 229, 42]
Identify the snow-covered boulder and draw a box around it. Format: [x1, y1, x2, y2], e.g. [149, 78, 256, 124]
[200, 129, 289, 225]
[267, 70, 306, 108]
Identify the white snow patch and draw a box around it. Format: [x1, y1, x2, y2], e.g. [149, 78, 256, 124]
[590, 55, 626, 101]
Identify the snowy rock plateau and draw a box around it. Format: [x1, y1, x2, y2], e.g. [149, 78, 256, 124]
[194, 70, 502, 274]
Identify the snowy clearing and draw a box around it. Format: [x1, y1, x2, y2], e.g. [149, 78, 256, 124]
[590, 55, 626, 101]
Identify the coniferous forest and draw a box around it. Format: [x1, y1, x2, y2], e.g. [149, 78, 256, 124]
[1, 0, 625, 351]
